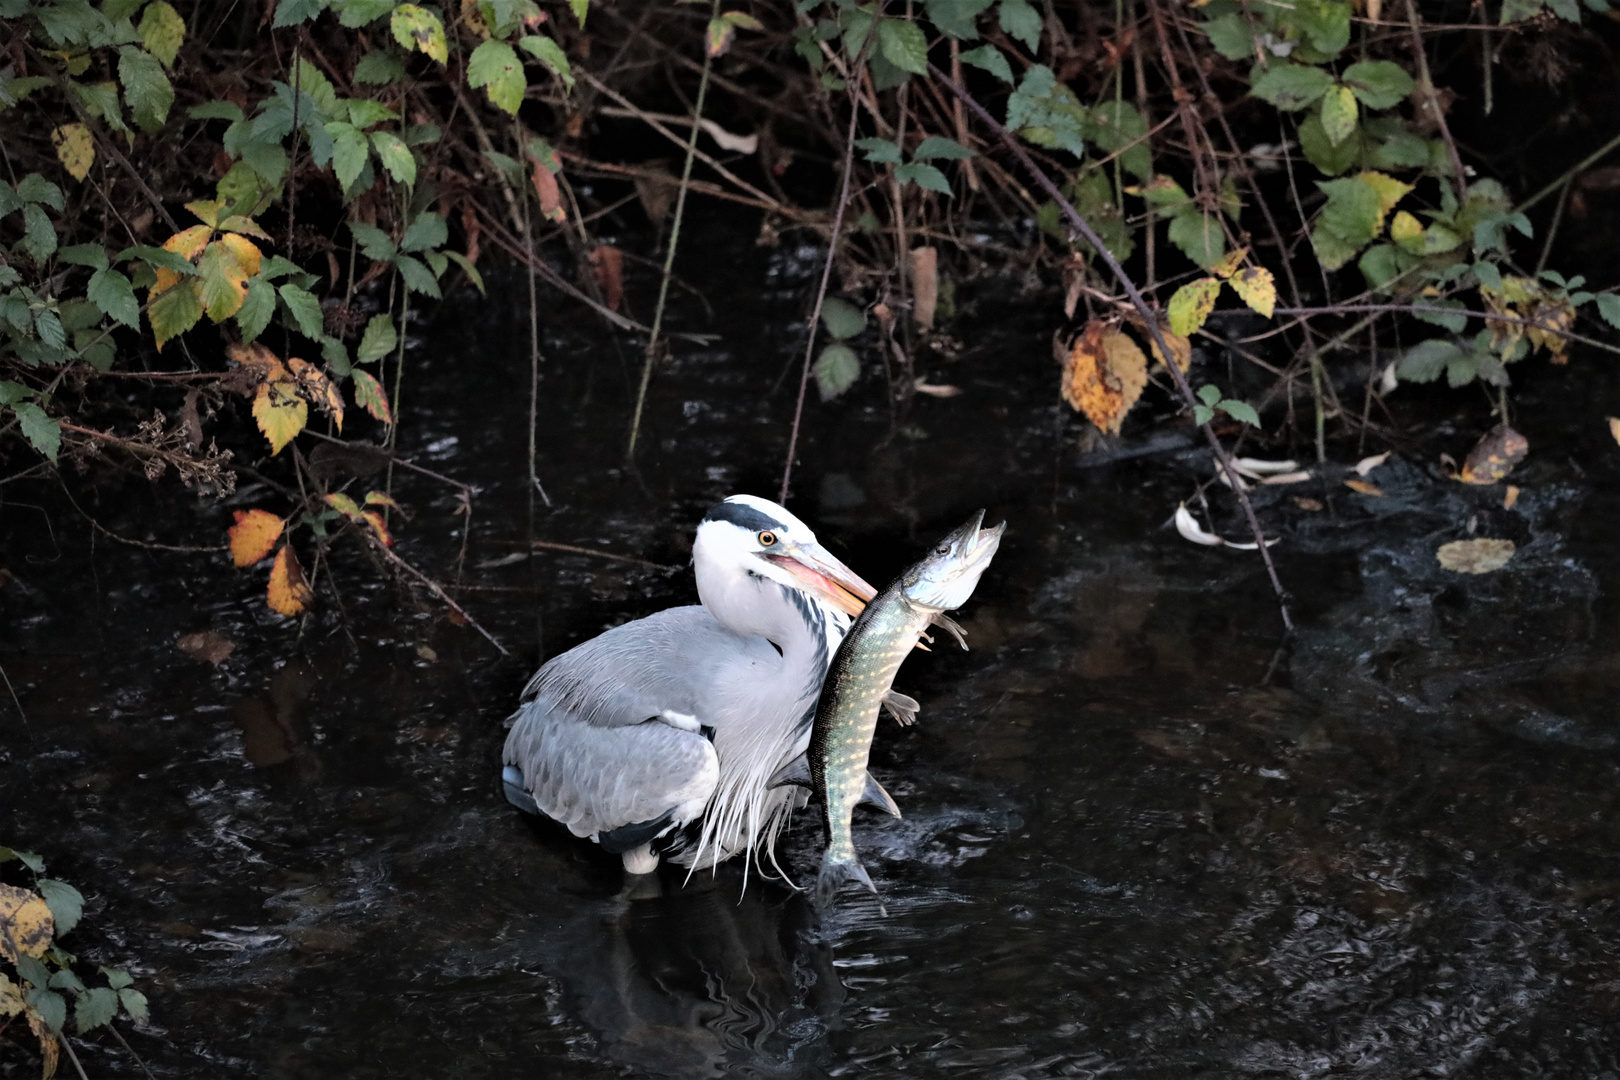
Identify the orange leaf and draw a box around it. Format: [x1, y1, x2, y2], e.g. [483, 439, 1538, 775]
[587, 244, 623, 312]
[152, 223, 213, 297]
[1459, 424, 1528, 485]
[228, 508, 284, 566]
[361, 509, 394, 547]
[529, 159, 565, 223]
[288, 357, 344, 432]
[1343, 478, 1385, 497]
[1061, 321, 1148, 435]
[267, 544, 313, 616]
[1503, 484, 1520, 509]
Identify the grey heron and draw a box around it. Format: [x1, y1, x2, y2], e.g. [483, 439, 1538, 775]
[502, 495, 933, 878]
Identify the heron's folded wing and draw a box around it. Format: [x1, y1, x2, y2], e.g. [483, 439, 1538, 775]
[504, 708, 719, 840]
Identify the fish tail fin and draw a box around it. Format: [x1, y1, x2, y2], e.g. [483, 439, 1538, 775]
[816, 851, 884, 912]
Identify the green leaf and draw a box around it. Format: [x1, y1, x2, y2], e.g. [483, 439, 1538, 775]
[278, 283, 325, 339]
[912, 135, 974, 161]
[1203, 13, 1255, 60]
[59, 243, 109, 270]
[1248, 63, 1334, 110]
[1216, 399, 1260, 426]
[855, 137, 902, 164]
[100, 967, 134, 991]
[334, 0, 395, 27]
[1357, 243, 1412, 290]
[1413, 297, 1467, 332]
[924, 0, 993, 39]
[394, 254, 440, 297]
[958, 43, 1012, 83]
[820, 297, 866, 340]
[399, 211, 446, 252]
[189, 100, 244, 122]
[467, 39, 525, 114]
[877, 17, 929, 74]
[87, 268, 139, 327]
[325, 121, 370, 191]
[21, 204, 59, 262]
[347, 221, 397, 261]
[370, 132, 415, 186]
[0, 384, 30, 408]
[525, 137, 561, 173]
[118, 45, 174, 130]
[26, 988, 66, 1034]
[814, 342, 860, 400]
[1316, 176, 1383, 245]
[518, 35, 575, 90]
[321, 334, 352, 375]
[1341, 59, 1413, 109]
[998, 0, 1041, 50]
[1293, 0, 1351, 56]
[1320, 85, 1358, 146]
[236, 275, 274, 341]
[1167, 211, 1226, 269]
[118, 987, 149, 1024]
[1594, 293, 1620, 330]
[356, 313, 397, 363]
[14, 403, 61, 461]
[272, 0, 327, 26]
[895, 162, 953, 195]
[1395, 338, 1459, 383]
[1085, 100, 1151, 180]
[76, 987, 120, 1033]
[444, 250, 484, 293]
[390, 4, 447, 63]
[354, 49, 405, 85]
[137, 1, 185, 67]
[345, 98, 397, 128]
[17, 173, 65, 210]
[1197, 384, 1221, 405]
[1193, 404, 1214, 426]
[72, 81, 128, 133]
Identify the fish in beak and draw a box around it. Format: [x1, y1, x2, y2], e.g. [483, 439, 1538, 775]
[764, 541, 970, 649]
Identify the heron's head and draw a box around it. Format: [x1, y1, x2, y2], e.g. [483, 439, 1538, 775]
[901, 510, 1005, 613]
[693, 495, 875, 636]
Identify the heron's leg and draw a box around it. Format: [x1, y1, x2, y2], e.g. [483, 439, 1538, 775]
[621, 843, 659, 875]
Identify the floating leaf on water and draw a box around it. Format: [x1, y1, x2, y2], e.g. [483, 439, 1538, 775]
[228, 508, 284, 566]
[267, 545, 313, 616]
[1503, 484, 1520, 510]
[1259, 470, 1312, 485]
[177, 630, 235, 666]
[1459, 423, 1528, 485]
[1344, 478, 1384, 496]
[1437, 537, 1514, 574]
[1234, 457, 1302, 476]
[912, 378, 961, 398]
[1353, 451, 1389, 475]
[1061, 321, 1148, 435]
[587, 245, 623, 312]
[0, 885, 54, 962]
[1295, 497, 1324, 511]
[1172, 503, 1279, 550]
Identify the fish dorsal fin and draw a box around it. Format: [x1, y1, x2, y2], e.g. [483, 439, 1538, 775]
[768, 754, 812, 790]
[861, 772, 902, 818]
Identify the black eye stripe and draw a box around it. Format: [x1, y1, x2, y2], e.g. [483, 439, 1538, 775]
[701, 501, 789, 533]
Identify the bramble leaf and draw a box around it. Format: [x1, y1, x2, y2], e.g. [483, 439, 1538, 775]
[87, 268, 139, 328]
[467, 39, 524, 114]
[820, 297, 866, 339]
[895, 161, 953, 195]
[878, 16, 928, 74]
[1248, 63, 1333, 110]
[277, 283, 324, 339]
[229, 508, 285, 565]
[999, 0, 1041, 51]
[815, 342, 860, 400]
[1230, 267, 1277, 318]
[356, 313, 397, 364]
[147, 278, 202, 348]
[1168, 277, 1223, 336]
[253, 378, 307, 453]
[51, 123, 95, 181]
[958, 43, 1013, 83]
[14, 403, 61, 461]
[518, 35, 574, 89]
[267, 544, 313, 616]
[352, 368, 393, 423]
[138, 1, 185, 67]
[118, 45, 174, 130]
[370, 131, 415, 185]
[1320, 85, 1358, 146]
[1341, 59, 1413, 110]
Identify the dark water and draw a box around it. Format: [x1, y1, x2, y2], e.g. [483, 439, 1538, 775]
[6, 227, 1620, 1078]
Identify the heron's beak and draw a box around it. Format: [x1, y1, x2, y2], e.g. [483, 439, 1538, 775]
[763, 543, 875, 617]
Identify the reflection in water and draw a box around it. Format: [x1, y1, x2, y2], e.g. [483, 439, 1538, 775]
[230, 658, 320, 777]
[528, 873, 840, 1079]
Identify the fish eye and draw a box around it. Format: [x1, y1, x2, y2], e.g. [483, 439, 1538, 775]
[936, 545, 950, 555]
[758, 531, 777, 547]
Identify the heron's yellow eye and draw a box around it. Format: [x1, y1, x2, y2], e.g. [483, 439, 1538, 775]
[758, 531, 777, 547]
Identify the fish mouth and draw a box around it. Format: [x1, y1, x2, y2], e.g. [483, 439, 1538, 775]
[762, 543, 875, 617]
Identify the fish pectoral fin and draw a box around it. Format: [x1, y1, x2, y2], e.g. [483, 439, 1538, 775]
[768, 754, 813, 790]
[860, 772, 902, 818]
[883, 690, 920, 726]
[934, 612, 969, 650]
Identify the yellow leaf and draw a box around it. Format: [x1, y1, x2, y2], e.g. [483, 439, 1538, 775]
[1357, 170, 1413, 230]
[196, 239, 251, 322]
[228, 508, 284, 566]
[216, 231, 262, 278]
[1167, 277, 1223, 337]
[227, 341, 285, 380]
[363, 490, 401, 509]
[184, 199, 221, 228]
[1343, 478, 1384, 497]
[252, 378, 307, 454]
[51, 123, 94, 182]
[0, 973, 23, 1017]
[288, 357, 343, 432]
[0, 884, 54, 963]
[1503, 484, 1519, 510]
[324, 492, 363, 519]
[1061, 321, 1148, 435]
[1437, 538, 1514, 574]
[151, 223, 212, 297]
[1208, 247, 1246, 279]
[1229, 266, 1277, 319]
[26, 1012, 59, 1079]
[267, 544, 313, 616]
[1390, 210, 1422, 245]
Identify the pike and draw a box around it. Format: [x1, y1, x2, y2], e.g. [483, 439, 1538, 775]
[774, 511, 1005, 909]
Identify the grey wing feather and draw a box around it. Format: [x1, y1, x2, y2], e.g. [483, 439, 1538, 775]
[504, 606, 772, 840]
